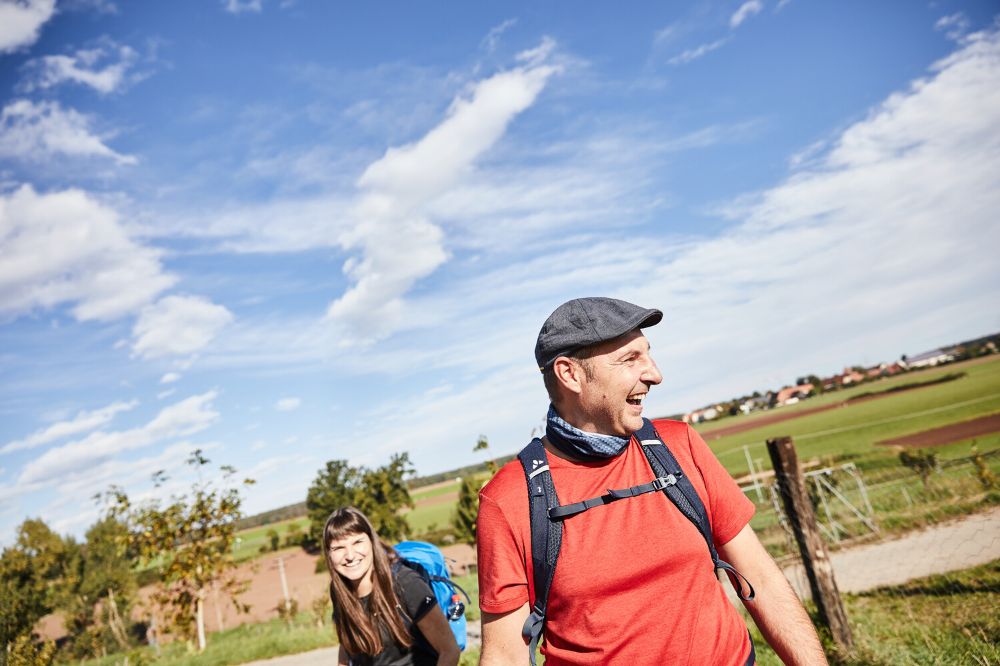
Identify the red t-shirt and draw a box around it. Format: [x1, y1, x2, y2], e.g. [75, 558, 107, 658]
[477, 420, 755, 665]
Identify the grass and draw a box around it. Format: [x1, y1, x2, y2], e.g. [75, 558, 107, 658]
[748, 559, 1000, 665]
[78, 613, 337, 666]
[411, 478, 462, 501]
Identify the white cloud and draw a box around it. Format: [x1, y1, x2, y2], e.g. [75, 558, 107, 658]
[0, 185, 176, 321]
[160, 372, 181, 384]
[223, 0, 262, 13]
[131, 295, 234, 359]
[482, 19, 517, 54]
[935, 12, 971, 43]
[630, 25, 1000, 412]
[668, 38, 729, 65]
[274, 397, 301, 411]
[157, 388, 176, 400]
[18, 391, 220, 485]
[730, 0, 763, 29]
[0, 99, 137, 165]
[325, 40, 561, 344]
[1, 399, 137, 454]
[0, 0, 55, 53]
[21, 43, 140, 94]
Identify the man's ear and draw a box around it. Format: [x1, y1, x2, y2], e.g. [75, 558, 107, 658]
[552, 356, 584, 396]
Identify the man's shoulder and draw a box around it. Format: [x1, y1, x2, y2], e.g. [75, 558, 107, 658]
[480, 454, 529, 501]
[650, 417, 692, 441]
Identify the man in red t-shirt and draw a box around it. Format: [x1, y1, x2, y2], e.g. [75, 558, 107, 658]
[477, 297, 826, 665]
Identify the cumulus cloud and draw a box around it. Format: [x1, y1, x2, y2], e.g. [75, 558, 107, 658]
[274, 397, 301, 411]
[325, 40, 560, 343]
[0, 0, 56, 54]
[18, 391, 220, 485]
[160, 372, 181, 384]
[1, 399, 137, 454]
[668, 38, 729, 65]
[730, 0, 763, 29]
[0, 185, 175, 321]
[20, 42, 140, 94]
[0, 99, 137, 165]
[131, 295, 234, 359]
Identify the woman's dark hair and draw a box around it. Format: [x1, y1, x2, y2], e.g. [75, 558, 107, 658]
[323, 507, 412, 656]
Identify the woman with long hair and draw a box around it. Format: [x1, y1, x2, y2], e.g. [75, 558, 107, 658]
[324, 507, 461, 666]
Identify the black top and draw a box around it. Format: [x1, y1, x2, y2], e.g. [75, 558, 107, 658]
[335, 565, 439, 666]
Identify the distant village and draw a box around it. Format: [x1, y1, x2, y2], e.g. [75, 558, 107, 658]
[681, 333, 1000, 425]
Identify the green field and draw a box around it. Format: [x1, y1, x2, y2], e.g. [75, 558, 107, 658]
[411, 478, 462, 501]
[231, 516, 309, 563]
[698, 356, 1000, 475]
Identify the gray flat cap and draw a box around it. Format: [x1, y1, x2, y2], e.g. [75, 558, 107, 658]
[534, 297, 662, 371]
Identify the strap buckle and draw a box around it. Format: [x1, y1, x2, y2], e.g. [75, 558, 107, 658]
[651, 474, 677, 490]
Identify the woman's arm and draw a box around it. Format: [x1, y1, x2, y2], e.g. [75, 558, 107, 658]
[414, 605, 460, 666]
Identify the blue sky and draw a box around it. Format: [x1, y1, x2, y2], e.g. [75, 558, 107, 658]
[1, 0, 998, 542]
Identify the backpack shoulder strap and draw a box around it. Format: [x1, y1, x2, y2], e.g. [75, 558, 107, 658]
[635, 418, 755, 601]
[517, 437, 561, 666]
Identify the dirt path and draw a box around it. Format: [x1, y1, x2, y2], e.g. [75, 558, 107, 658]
[875, 412, 1000, 448]
[781, 505, 1000, 598]
[238, 620, 482, 665]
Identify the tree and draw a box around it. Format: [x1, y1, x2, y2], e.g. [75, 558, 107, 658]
[305, 460, 363, 549]
[356, 453, 414, 541]
[474, 434, 498, 476]
[0, 518, 77, 659]
[62, 516, 137, 658]
[306, 454, 416, 548]
[106, 450, 254, 652]
[452, 476, 479, 546]
[452, 435, 497, 545]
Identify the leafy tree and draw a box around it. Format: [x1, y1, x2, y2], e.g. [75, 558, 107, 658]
[306, 454, 415, 547]
[305, 460, 362, 549]
[356, 453, 414, 541]
[62, 516, 137, 658]
[452, 435, 498, 545]
[452, 476, 479, 546]
[0, 519, 77, 659]
[283, 523, 305, 548]
[474, 434, 498, 476]
[4, 633, 55, 666]
[106, 450, 254, 652]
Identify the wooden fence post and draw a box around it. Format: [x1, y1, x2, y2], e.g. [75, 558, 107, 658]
[767, 436, 854, 652]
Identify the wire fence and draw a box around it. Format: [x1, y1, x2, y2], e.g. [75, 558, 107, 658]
[727, 441, 1000, 664]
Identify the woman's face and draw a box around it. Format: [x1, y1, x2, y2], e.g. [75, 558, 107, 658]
[328, 531, 374, 588]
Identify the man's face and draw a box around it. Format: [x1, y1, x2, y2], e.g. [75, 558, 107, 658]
[573, 330, 663, 436]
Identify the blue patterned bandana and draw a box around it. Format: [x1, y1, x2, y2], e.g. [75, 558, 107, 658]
[545, 404, 630, 461]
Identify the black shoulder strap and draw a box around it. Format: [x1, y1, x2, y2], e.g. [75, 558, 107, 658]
[517, 438, 560, 666]
[636, 419, 755, 602]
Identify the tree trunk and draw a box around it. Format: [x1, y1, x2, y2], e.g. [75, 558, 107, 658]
[213, 582, 225, 632]
[107, 588, 129, 649]
[196, 594, 206, 652]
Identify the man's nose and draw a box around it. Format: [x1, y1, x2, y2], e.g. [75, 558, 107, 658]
[643, 358, 663, 385]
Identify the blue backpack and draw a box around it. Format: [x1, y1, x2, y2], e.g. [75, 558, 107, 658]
[394, 540, 470, 651]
